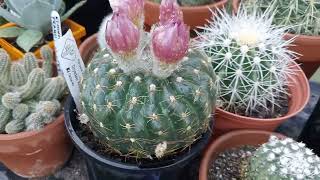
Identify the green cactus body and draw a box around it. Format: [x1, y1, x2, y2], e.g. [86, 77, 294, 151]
[40, 45, 53, 78]
[12, 104, 29, 120]
[5, 119, 25, 134]
[81, 49, 216, 158]
[2, 93, 21, 109]
[178, 0, 213, 6]
[10, 63, 27, 86]
[194, 9, 295, 117]
[25, 113, 44, 131]
[36, 100, 61, 117]
[23, 52, 38, 74]
[39, 76, 66, 101]
[19, 68, 45, 100]
[243, 0, 320, 36]
[0, 49, 11, 85]
[245, 136, 320, 180]
[0, 106, 11, 132]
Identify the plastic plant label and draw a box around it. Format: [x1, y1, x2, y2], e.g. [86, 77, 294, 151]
[51, 11, 85, 110]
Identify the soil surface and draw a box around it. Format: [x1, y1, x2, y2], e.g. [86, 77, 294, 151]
[6, 23, 69, 53]
[232, 88, 290, 119]
[208, 146, 256, 180]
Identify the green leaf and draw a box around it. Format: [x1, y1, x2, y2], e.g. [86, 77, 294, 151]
[0, 27, 24, 38]
[16, 30, 43, 52]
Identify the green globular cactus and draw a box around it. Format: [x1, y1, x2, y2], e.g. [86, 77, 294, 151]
[194, 8, 296, 117]
[0, 48, 66, 134]
[81, 49, 216, 158]
[23, 52, 38, 74]
[10, 63, 27, 86]
[243, 0, 320, 36]
[0, 106, 10, 133]
[40, 45, 53, 78]
[244, 136, 320, 180]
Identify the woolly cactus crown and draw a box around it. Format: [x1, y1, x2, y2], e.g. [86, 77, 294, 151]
[194, 7, 297, 116]
[246, 136, 320, 179]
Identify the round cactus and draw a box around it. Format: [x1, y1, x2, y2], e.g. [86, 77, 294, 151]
[243, 0, 320, 36]
[245, 136, 320, 180]
[36, 100, 61, 117]
[194, 8, 296, 116]
[2, 93, 21, 110]
[12, 104, 29, 120]
[81, 0, 216, 158]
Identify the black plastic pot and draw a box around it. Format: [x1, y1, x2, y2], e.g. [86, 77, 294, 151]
[64, 96, 213, 180]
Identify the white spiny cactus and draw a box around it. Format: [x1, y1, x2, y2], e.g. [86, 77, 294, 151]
[194, 8, 297, 116]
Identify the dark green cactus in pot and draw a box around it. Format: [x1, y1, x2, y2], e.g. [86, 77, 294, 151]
[80, 0, 217, 159]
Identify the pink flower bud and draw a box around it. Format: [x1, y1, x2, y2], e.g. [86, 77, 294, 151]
[151, 19, 189, 64]
[106, 12, 140, 54]
[117, 0, 144, 27]
[159, 0, 183, 25]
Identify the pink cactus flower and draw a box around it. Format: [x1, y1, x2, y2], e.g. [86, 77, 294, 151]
[106, 12, 140, 54]
[159, 0, 183, 25]
[152, 19, 189, 64]
[117, 0, 144, 27]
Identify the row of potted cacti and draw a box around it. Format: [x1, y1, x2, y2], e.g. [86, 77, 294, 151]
[0, 0, 318, 179]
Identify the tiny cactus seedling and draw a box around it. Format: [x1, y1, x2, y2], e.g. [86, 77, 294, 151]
[242, 0, 320, 36]
[0, 47, 66, 134]
[81, 0, 216, 159]
[194, 8, 296, 117]
[245, 136, 320, 180]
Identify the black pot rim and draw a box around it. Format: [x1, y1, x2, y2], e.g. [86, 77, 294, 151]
[64, 95, 213, 172]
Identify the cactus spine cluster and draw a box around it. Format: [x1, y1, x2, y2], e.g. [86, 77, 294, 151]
[244, 136, 320, 180]
[194, 8, 296, 117]
[80, 0, 217, 159]
[243, 0, 320, 36]
[0, 46, 66, 134]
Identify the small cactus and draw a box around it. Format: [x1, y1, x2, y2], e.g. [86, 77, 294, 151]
[40, 45, 53, 78]
[194, 8, 296, 116]
[0, 48, 66, 134]
[245, 136, 320, 180]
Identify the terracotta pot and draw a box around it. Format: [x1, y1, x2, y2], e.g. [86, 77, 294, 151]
[214, 62, 310, 134]
[199, 130, 285, 180]
[0, 114, 73, 178]
[79, 33, 99, 65]
[144, 0, 228, 30]
[232, 0, 320, 78]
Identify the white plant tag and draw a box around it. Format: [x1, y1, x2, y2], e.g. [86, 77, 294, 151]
[51, 11, 85, 110]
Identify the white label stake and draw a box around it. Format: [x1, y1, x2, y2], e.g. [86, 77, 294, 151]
[51, 11, 85, 110]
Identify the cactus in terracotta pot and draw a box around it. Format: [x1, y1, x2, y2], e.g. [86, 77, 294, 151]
[193, 8, 297, 117]
[80, 0, 216, 158]
[242, 0, 320, 36]
[0, 46, 66, 134]
[244, 136, 320, 179]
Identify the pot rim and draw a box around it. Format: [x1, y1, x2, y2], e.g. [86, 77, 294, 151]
[64, 95, 212, 172]
[215, 56, 310, 123]
[145, 0, 228, 11]
[199, 130, 285, 180]
[0, 114, 64, 141]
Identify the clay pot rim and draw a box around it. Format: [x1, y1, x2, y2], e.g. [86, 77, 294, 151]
[0, 114, 64, 141]
[215, 61, 310, 122]
[199, 130, 285, 180]
[145, 0, 228, 11]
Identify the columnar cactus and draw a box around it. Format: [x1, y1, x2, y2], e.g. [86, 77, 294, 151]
[243, 0, 320, 36]
[245, 136, 320, 179]
[194, 8, 296, 117]
[81, 0, 216, 158]
[0, 46, 66, 134]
